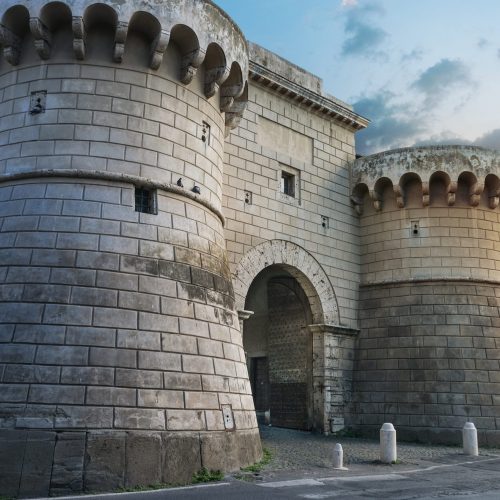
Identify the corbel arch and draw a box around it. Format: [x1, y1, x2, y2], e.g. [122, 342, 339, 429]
[373, 177, 394, 211]
[351, 182, 369, 215]
[398, 172, 423, 208]
[457, 171, 482, 206]
[80, 3, 118, 61]
[170, 23, 204, 84]
[1, 4, 30, 65]
[204, 42, 229, 98]
[220, 60, 244, 112]
[484, 173, 500, 209]
[429, 170, 453, 206]
[124, 11, 167, 69]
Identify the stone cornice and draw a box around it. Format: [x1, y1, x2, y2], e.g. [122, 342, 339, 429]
[249, 60, 369, 132]
[308, 324, 359, 336]
[360, 277, 500, 288]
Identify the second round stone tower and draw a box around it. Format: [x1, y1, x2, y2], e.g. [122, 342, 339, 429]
[0, 0, 260, 496]
[350, 145, 500, 445]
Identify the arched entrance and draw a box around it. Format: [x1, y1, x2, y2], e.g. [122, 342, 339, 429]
[234, 240, 356, 435]
[244, 266, 313, 430]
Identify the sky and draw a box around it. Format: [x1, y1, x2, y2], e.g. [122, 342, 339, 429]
[216, 0, 500, 156]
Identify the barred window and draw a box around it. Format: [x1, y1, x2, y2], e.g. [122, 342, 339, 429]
[135, 187, 157, 214]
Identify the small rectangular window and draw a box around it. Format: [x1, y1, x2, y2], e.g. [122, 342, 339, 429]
[278, 164, 301, 205]
[281, 171, 295, 197]
[135, 187, 157, 214]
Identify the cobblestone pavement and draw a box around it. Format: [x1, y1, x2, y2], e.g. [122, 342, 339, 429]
[258, 425, 500, 474]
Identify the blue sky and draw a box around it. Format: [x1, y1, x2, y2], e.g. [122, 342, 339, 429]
[216, 0, 500, 155]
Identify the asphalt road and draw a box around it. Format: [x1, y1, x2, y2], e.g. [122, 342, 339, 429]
[45, 455, 500, 500]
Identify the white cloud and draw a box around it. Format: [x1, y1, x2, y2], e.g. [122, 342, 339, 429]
[341, 0, 358, 7]
[353, 91, 424, 155]
[341, 4, 387, 58]
[411, 59, 475, 106]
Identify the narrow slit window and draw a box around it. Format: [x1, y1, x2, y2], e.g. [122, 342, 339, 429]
[135, 187, 157, 214]
[281, 171, 295, 197]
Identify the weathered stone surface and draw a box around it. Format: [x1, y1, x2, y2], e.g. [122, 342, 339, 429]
[84, 432, 126, 491]
[0, 430, 26, 496]
[115, 408, 166, 430]
[161, 433, 201, 485]
[349, 280, 500, 442]
[125, 433, 162, 487]
[200, 428, 262, 472]
[0, 0, 379, 493]
[50, 432, 85, 495]
[18, 431, 56, 498]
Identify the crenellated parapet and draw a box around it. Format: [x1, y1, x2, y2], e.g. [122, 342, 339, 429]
[351, 145, 500, 214]
[0, 0, 248, 132]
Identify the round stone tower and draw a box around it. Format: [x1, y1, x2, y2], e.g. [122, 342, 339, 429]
[0, 0, 260, 496]
[350, 145, 500, 445]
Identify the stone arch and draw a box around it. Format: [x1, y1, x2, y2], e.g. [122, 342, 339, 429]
[1, 4, 30, 65]
[484, 173, 500, 209]
[373, 176, 394, 211]
[351, 182, 369, 215]
[457, 170, 482, 206]
[170, 23, 204, 84]
[233, 240, 340, 325]
[399, 172, 423, 207]
[429, 170, 452, 206]
[204, 42, 229, 98]
[81, 3, 118, 61]
[220, 60, 245, 113]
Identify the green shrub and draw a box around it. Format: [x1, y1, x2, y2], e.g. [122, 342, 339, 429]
[192, 467, 224, 483]
[240, 448, 272, 473]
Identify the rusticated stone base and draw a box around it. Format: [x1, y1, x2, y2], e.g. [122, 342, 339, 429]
[0, 428, 262, 498]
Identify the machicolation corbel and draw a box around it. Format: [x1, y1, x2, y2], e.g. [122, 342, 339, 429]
[30, 17, 52, 59]
[72, 16, 86, 59]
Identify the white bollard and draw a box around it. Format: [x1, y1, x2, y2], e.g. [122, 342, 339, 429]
[333, 443, 348, 470]
[264, 410, 271, 426]
[463, 422, 478, 456]
[380, 423, 397, 463]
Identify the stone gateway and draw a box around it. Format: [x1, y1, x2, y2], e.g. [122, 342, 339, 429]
[0, 0, 500, 497]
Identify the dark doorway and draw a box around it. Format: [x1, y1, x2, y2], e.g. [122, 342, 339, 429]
[250, 357, 269, 412]
[244, 266, 313, 430]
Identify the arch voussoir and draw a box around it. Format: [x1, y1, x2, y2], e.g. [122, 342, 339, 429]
[233, 240, 340, 325]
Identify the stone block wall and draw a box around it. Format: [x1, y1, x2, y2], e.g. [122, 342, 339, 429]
[0, 1, 263, 494]
[359, 198, 500, 286]
[0, 52, 226, 210]
[350, 281, 500, 445]
[310, 325, 357, 433]
[0, 177, 254, 428]
[350, 147, 500, 444]
[222, 46, 366, 433]
[0, 176, 261, 494]
[223, 51, 362, 328]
